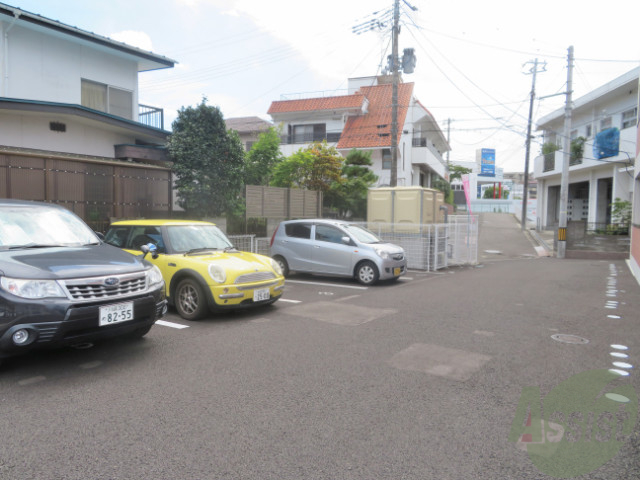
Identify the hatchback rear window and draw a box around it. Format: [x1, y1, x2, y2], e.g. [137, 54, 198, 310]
[284, 223, 311, 239]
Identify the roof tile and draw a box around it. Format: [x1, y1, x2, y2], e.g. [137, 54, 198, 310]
[268, 94, 366, 114]
[337, 82, 413, 149]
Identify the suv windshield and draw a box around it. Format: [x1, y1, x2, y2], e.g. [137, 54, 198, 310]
[166, 225, 233, 253]
[0, 205, 99, 248]
[342, 224, 382, 244]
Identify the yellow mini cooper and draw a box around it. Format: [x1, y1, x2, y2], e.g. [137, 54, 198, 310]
[105, 220, 285, 320]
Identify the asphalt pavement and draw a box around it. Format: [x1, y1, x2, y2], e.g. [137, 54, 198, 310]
[1, 212, 639, 479]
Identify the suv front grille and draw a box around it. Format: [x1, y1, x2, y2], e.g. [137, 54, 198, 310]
[61, 272, 147, 301]
[235, 272, 276, 284]
[391, 253, 404, 261]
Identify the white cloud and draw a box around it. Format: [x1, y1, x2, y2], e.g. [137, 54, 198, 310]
[110, 30, 154, 52]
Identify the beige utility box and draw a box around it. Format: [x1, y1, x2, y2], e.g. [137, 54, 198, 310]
[367, 187, 445, 227]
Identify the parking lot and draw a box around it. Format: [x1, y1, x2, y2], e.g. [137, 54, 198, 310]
[2, 215, 640, 479]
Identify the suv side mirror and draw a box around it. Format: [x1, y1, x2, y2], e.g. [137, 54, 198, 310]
[140, 243, 159, 260]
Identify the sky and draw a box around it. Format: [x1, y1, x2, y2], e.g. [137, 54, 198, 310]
[11, 0, 640, 172]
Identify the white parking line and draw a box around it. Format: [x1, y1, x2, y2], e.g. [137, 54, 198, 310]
[279, 299, 302, 303]
[285, 280, 368, 290]
[156, 320, 190, 329]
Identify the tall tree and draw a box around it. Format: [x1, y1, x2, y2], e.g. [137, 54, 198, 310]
[448, 165, 472, 182]
[167, 99, 245, 217]
[244, 126, 285, 186]
[325, 149, 378, 218]
[271, 141, 343, 193]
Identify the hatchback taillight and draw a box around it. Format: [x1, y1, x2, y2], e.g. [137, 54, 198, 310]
[270, 225, 279, 247]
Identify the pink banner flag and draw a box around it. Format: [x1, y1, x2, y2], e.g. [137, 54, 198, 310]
[461, 174, 472, 214]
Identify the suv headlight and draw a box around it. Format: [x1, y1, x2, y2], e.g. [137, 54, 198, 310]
[0, 277, 66, 299]
[270, 258, 283, 276]
[208, 264, 227, 284]
[374, 248, 390, 259]
[146, 265, 164, 288]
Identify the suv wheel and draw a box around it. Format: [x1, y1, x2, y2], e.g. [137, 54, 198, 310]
[356, 261, 379, 286]
[176, 278, 208, 320]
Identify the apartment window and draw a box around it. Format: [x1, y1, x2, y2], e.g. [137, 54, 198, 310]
[570, 129, 578, 140]
[585, 124, 592, 138]
[382, 149, 392, 169]
[81, 79, 133, 120]
[600, 116, 612, 131]
[622, 107, 637, 129]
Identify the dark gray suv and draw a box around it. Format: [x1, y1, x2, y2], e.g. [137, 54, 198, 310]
[270, 219, 407, 285]
[0, 200, 166, 365]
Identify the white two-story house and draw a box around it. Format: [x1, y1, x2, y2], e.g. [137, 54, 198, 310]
[267, 75, 450, 188]
[0, 2, 176, 225]
[534, 67, 638, 230]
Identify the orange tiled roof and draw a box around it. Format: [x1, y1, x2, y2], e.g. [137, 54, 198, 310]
[337, 82, 414, 149]
[267, 94, 365, 114]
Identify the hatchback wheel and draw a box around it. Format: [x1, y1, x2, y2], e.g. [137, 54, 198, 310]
[175, 278, 208, 320]
[356, 261, 379, 286]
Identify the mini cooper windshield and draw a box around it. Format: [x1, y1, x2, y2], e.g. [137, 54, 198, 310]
[0, 205, 99, 249]
[166, 225, 234, 254]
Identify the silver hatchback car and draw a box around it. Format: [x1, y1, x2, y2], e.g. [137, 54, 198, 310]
[270, 219, 407, 285]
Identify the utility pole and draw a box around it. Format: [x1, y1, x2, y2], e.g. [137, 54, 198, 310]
[390, 0, 400, 187]
[521, 59, 546, 231]
[557, 46, 574, 259]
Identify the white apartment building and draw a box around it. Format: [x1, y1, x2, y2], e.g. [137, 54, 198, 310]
[267, 75, 450, 188]
[534, 67, 638, 229]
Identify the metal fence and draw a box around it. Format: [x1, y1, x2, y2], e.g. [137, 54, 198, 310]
[228, 215, 479, 272]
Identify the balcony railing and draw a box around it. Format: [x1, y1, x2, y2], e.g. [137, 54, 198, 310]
[280, 132, 341, 144]
[543, 153, 555, 172]
[138, 104, 164, 130]
[412, 137, 428, 147]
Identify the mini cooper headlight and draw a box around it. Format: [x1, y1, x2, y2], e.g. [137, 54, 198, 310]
[0, 277, 66, 299]
[270, 258, 283, 276]
[146, 265, 164, 288]
[208, 264, 227, 284]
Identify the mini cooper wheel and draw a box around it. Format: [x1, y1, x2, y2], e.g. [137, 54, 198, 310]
[175, 278, 208, 320]
[273, 255, 290, 277]
[356, 261, 379, 286]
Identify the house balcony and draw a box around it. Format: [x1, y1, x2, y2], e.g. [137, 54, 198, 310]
[411, 137, 446, 178]
[138, 104, 165, 130]
[280, 132, 341, 145]
[534, 126, 636, 178]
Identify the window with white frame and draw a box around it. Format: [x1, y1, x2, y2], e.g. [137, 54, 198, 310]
[382, 149, 392, 169]
[585, 124, 592, 138]
[81, 79, 133, 120]
[622, 107, 637, 129]
[600, 116, 612, 131]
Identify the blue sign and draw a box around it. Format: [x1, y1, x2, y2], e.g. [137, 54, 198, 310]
[480, 148, 495, 177]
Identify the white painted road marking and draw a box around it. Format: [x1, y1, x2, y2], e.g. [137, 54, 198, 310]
[156, 320, 190, 329]
[285, 280, 368, 290]
[279, 299, 302, 303]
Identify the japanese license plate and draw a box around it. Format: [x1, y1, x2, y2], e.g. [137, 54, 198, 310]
[99, 302, 134, 326]
[393, 267, 402, 276]
[253, 288, 270, 302]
